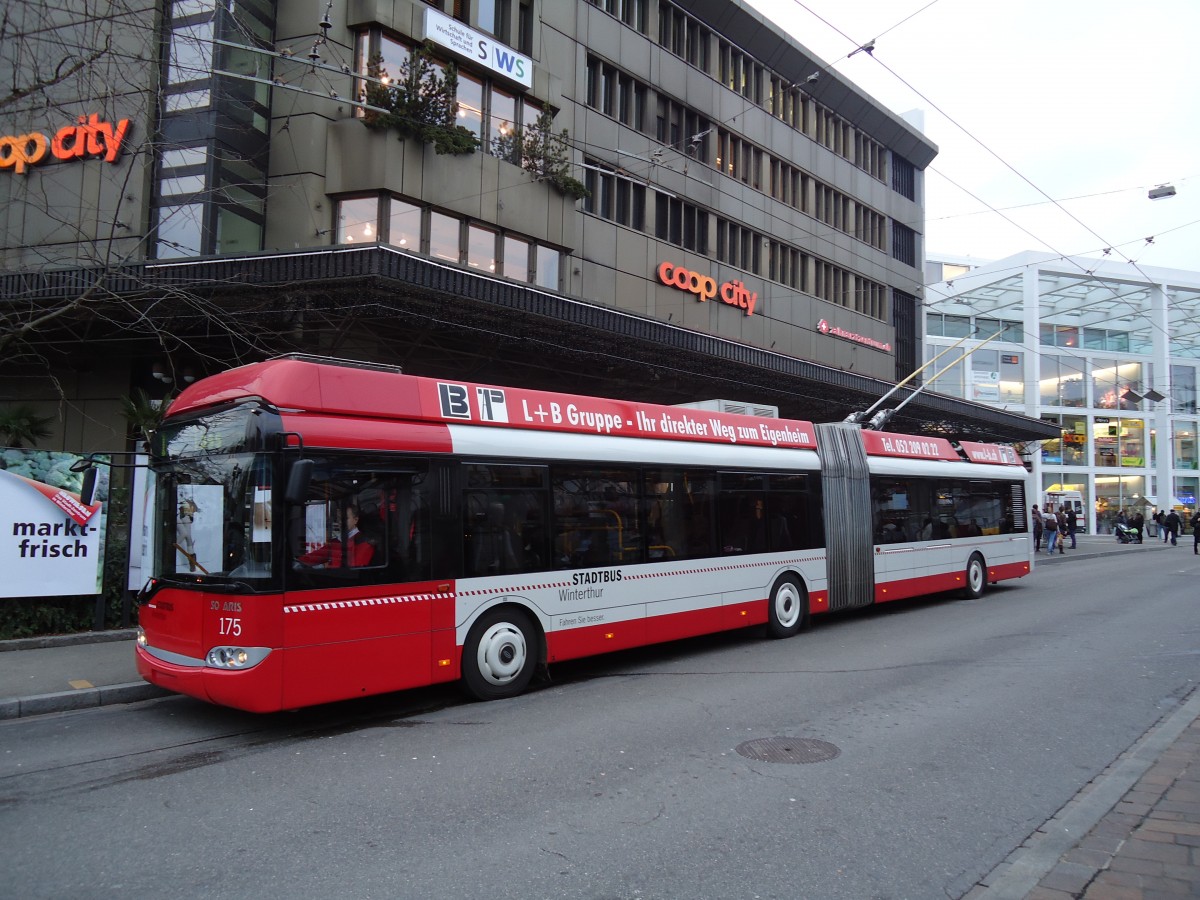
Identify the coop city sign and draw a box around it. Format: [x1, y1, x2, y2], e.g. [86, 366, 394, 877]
[0, 113, 131, 175]
[656, 261, 758, 316]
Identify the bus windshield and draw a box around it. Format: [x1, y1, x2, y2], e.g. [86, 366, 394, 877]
[152, 406, 277, 586]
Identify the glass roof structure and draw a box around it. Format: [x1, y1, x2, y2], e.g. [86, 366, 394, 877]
[925, 252, 1200, 360]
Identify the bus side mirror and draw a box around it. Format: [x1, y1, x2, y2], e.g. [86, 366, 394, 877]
[80, 467, 98, 507]
[285, 459, 313, 504]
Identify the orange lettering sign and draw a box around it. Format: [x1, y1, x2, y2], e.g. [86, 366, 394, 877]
[657, 261, 758, 316]
[0, 114, 131, 175]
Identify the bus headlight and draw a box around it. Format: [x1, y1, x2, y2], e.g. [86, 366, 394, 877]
[205, 646, 271, 669]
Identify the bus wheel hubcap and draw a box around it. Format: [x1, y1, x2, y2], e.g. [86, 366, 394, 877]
[775, 583, 801, 628]
[477, 622, 526, 686]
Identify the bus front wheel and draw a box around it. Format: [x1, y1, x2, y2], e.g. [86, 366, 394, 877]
[962, 553, 986, 600]
[462, 608, 536, 701]
[766, 574, 808, 638]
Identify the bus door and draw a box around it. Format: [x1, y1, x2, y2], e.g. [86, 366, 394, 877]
[282, 458, 437, 707]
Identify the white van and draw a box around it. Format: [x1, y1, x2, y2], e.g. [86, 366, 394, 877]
[1042, 490, 1085, 532]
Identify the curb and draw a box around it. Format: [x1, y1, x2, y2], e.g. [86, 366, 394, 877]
[0, 681, 169, 721]
[0, 628, 137, 652]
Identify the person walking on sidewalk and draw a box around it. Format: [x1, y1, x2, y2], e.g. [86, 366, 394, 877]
[1031, 504, 1043, 552]
[1043, 507, 1059, 554]
[1065, 505, 1077, 550]
[1056, 508, 1068, 553]
[1191, 510, 1200, 555]
[1164, 509, 1181, 546]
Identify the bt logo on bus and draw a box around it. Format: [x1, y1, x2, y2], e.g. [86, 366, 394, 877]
[438, 383, 472, 419]
[437, 383, 509, 422]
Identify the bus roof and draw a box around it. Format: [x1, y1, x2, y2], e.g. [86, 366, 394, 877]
[167, 357, 1022, 463]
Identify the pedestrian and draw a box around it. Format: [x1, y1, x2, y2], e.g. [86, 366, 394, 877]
[1031, 504, 1043, 552]
[1056, 508, 1067, 553]
[1065, 505, 1078, 550]
[1132, 511, 1144, 543]
[1191, 510, 1200, 555]
[1043, 506, 1059, 554]
[1164, 509, 1181, 547]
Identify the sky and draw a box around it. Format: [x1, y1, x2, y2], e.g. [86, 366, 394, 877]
[747, 0, 1200, 277]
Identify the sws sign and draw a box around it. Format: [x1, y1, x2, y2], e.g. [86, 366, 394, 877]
[0, 114, 132, 175]
[657, 261, 758, 316]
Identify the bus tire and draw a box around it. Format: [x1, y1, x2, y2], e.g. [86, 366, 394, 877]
[961, 553, 986, 600]
[462, 607, 536, 701]
[766, 574, 807, 638]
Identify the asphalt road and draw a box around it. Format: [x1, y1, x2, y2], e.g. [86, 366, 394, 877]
[3, 547, 1198, 900]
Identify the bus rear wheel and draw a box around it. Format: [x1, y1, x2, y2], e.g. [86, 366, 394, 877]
[961, 553, 986, 600]
[462, 608, 536, 701]
[767, 574, 808, 638]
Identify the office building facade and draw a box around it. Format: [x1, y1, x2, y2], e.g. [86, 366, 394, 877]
[1, 0, 1053, 454]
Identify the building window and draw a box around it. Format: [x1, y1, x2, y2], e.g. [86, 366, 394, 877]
[1172, 365, 1197, 414]
[891, 221, 916, 267]
[1040, 324, 1080, 348]
[337, 196, 379, 244]
[336, 195, 558, 286]
[1174, 477, 1198, 511]
[892, 155, 915, 200]
[487, 86, 517, 157]
[999, 351, 1024, 404]
[155, 204, 205, 258]
[535, 245, 560, 289]
[467, 224, 497, 272]
[517, 0, 533, 53]
[1040, 354, 1087, 407]
[428, 211, 460, 261]
[583, 164, 648, 230]
[927, 344, 963, 397]
[1093, 418, 1146, 468]
[657, 196, 708, 254]
[1173, 421, 1197, 470]
[927, 314, 972, 338]
[1093, 360, 1144, 411]
[168, 20, 213, 86]
[503, 235, 530, 280]
[457, 72, 485, 142]
[976, 317, 1023, 343]
[156, 0, 272, 258]
[387, 199, 421, 249]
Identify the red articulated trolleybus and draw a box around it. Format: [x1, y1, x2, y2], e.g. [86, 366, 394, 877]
[135, 356, 1031, 712]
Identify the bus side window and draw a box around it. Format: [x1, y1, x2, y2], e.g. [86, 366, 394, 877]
[551, 466, 638, 569]
[287, 465, 436, 588]
[460, 465, 549, 577]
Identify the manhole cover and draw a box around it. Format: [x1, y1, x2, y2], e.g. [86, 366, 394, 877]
[735, 737, 840, 764]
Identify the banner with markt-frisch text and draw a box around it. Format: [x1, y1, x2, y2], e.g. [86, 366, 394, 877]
[0, 449, 108, 598]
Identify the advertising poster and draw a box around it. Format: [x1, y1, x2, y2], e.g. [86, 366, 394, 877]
[0, 448, 108, 598]
[970, 369, 1001, 403]
[127, 456, 154, 591]
[171, 483, 224, 575]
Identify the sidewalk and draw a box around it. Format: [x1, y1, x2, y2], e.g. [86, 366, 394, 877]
[970, 686, 1200, 899]
[0, 629, 165, 719]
